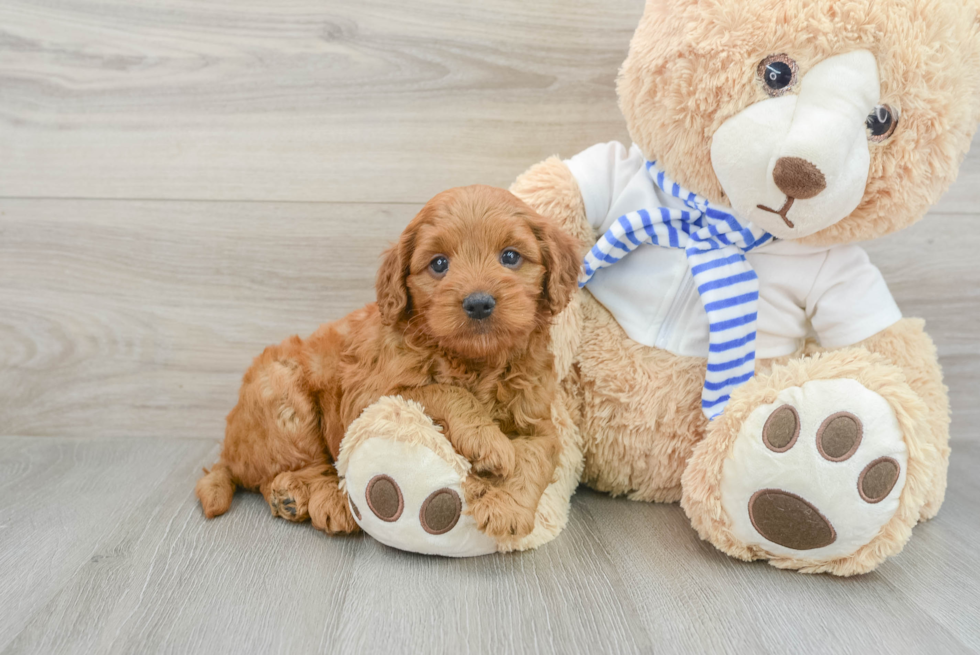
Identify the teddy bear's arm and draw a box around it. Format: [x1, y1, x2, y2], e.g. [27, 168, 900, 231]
[510, 156, 594, 251]
[388, 384, 563, 542]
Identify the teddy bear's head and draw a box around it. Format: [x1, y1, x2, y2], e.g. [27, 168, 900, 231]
[618, 0, 980, 243]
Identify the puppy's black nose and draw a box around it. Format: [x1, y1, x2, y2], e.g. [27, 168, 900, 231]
[462, 293, 495, 320]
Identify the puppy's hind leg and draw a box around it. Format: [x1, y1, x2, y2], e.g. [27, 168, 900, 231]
[198, 335, 328, 521]
[265, 461, 359, 534]
[196, 461, 237, 519]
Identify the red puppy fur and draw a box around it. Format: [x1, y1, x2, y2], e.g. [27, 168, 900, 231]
[196, 185, 581, 538]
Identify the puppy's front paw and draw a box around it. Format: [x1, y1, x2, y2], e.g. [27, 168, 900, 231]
[468, 433, 517, 478]
[309, 491, 360, 535]
[466, 482, 536, 540]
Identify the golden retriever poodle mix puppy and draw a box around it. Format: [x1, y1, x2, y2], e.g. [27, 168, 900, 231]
[195, 185, 581, 539]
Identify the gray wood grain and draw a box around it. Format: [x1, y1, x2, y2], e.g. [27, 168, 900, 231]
[575, 446, 980, 655]
[0, 436, 653, 655]
[873, 445, 980, 649]
[864, 214, 980, 440]
[1, 0, 977, 440]
[0, 199, 407, 439]
[4, 0, 980, 210]
[0, 199, 976, 441]
[1, 0, 979, 652]
[1, 436, 978, 654]
[0, 437, 216, 652]
[0, 0, 639, 203]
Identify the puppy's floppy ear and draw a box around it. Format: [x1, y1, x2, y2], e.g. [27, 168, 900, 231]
[527, 210, 581, 315]
[376, 226, 417, 326]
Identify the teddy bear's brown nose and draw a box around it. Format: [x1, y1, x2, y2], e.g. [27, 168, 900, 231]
[773, 157, 827, 199]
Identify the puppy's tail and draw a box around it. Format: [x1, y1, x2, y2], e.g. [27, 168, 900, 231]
[195, 461, 237, 519]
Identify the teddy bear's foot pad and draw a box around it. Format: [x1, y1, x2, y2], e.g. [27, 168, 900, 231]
[358, 473, 462, 534]
[721, 379, 907, 560]
[343, 436, 497, 557]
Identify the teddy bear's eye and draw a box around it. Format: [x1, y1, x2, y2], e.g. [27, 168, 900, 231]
[757, 54, 798, 97]
[867, 105, 898, 142]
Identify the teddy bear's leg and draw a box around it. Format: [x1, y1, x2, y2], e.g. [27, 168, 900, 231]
[337, 393, 583, 556]
[854, 319, 950, 520]
[681, 330, 945, 575]
[574, 291, 709, 502]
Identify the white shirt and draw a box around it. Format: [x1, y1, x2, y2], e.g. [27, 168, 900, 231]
[565, 141, 902, 359]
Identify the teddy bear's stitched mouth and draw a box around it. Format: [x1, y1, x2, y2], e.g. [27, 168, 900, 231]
[757, 197, 796, 228]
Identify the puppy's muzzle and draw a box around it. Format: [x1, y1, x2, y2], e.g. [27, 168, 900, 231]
[462, 292, 495, 320]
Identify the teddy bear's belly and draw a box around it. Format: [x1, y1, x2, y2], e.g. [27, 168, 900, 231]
[575, 289, 710, 501]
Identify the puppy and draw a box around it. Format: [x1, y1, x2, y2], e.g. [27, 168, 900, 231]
[195, 185, 580, 539]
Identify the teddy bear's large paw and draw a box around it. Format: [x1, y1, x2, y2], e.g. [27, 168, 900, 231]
[337, 397, 498, 557]
[720, 379, 908, 561]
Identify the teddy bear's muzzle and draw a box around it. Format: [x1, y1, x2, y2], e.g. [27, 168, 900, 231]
[711, 50, 881, 240]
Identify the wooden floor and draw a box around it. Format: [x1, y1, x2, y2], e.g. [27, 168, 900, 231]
[1, 0, 979, 653]
[0, 437, 978, 654]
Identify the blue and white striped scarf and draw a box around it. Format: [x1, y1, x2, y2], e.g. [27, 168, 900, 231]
[579, 161, 773, 420]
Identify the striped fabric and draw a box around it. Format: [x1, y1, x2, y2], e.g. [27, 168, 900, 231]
[579, 161, 773, 420]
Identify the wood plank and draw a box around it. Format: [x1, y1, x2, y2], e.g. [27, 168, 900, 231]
[4, 0, 980, 211]
[0, 438, 366, 655]
[1, 437, 652, 655]
[572, 444, 980, 654]
[0, 0, 639, 203]
[3, 436, 977, 653]
[864, 214, 980, 441]
[0, 436, 216, 652]
[328, 502, 652, 654]
[0, 199, 409, 439]
[873, 441, 980, 650]
[1, 199, 976, 441]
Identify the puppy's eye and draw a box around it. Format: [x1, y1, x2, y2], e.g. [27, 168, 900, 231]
[757, 54, 798, 97]
[500, 250, 522, 268]
[867, 104, 898, 142]
[429, 256, 449, 276]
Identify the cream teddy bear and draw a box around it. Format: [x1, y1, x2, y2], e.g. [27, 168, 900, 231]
[339, 0, 980, 575]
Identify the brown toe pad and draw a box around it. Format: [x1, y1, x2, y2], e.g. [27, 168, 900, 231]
[420, 488, 462, 535]
[762, 405, 800, 453]
[749, 489, 837, 550]
[817, 412, 863, 462]
[859, 457, 901, 504]
[366, 474, 404, 522]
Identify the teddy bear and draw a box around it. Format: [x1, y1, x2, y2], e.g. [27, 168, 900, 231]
[337, 0, 980, 574]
